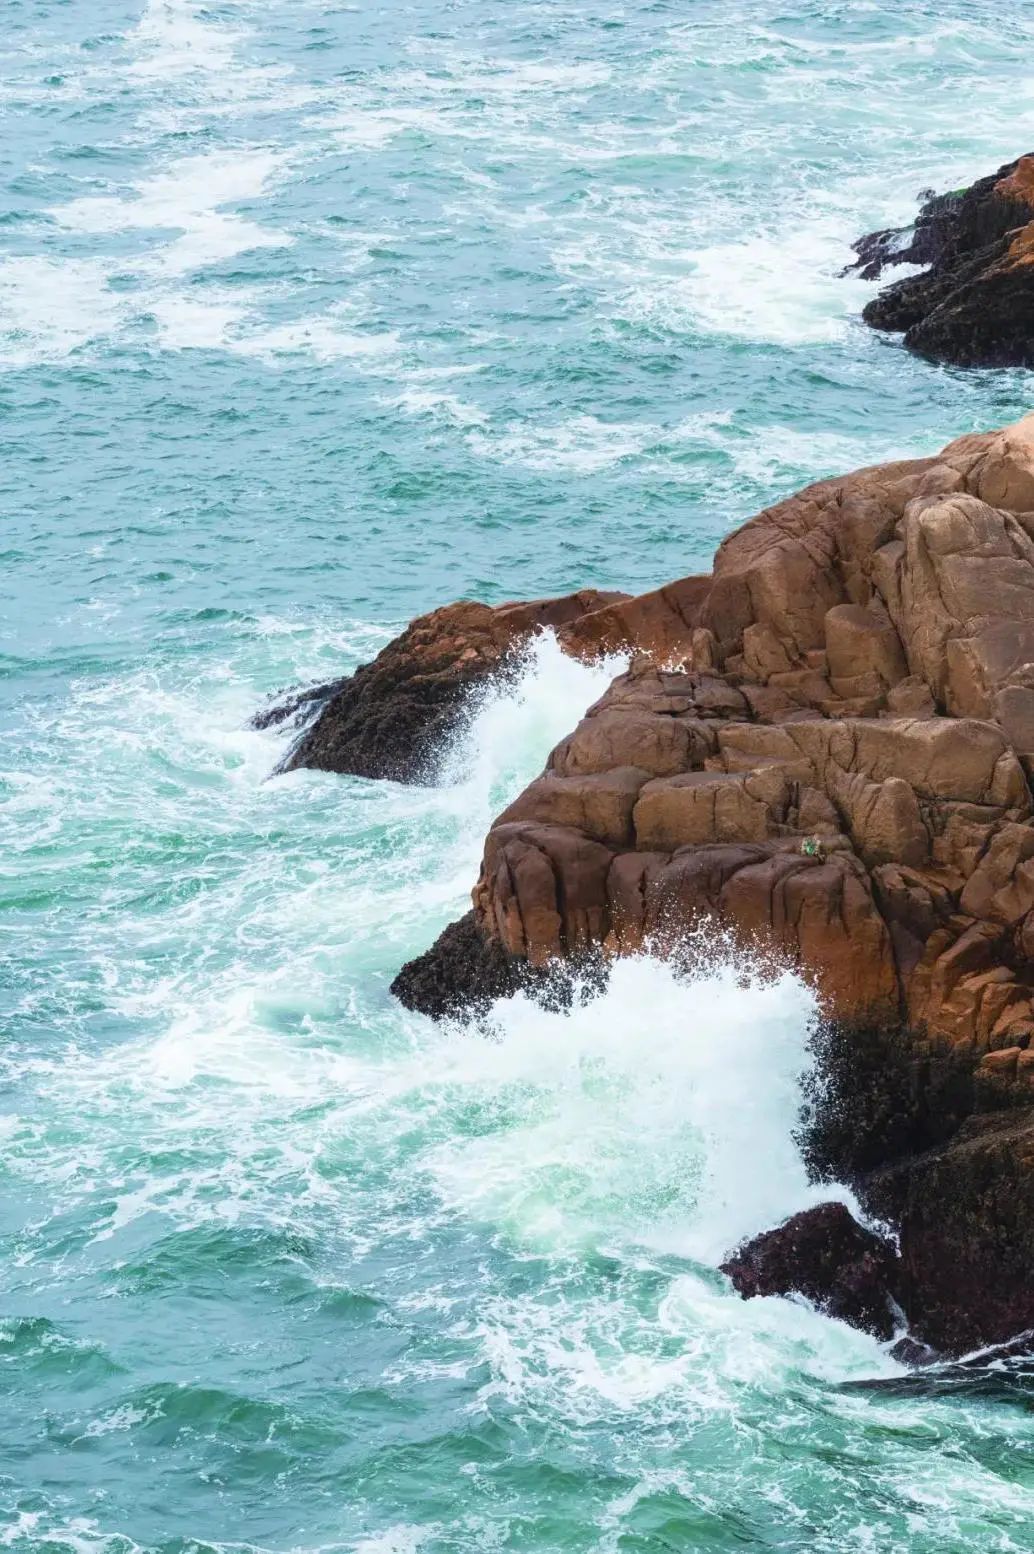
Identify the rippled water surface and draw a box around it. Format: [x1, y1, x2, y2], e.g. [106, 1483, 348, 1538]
[4, 2, 1034, 1550]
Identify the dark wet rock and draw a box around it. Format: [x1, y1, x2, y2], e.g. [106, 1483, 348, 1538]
[862, 1110, 1034, 1356]
[853, 154, 1034, 366]
[844, 1332, 1034, 1397]
[844, 189, 965, 282]
[720, 1202, 903, 1341]
[391, 910, 609, 1021]
[257, 589, 628, 784]
[799, 1019, 978, 1187]
[888, 1334, 939, 1368]
[390, 911, 532, 1020]
[251, 680, 338, 732]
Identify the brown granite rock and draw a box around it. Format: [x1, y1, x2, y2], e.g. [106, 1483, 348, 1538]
[390, 411, 1034, 1353]
[853, 155, 1034, 367]
[399, 415, 1034, 1054]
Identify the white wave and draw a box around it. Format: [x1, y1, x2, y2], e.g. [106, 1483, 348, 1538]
[145, 292, 401, 360]
[350, 1529, 437, 1554]
[423, 953, 840, 1266]
[0, 146, 297, 366]
[127, 0, 247, 80]
[470, 1245, 889, 1433]
[148, 291, 252, 350]
[235, 312, 402, 363]
[468, 413, 653, 472]
[0, 1515, 145, 1554]
[434, 631, 629, 842]
[730, 423, 916, 488]
[54, 148, 291, 276]
[552, 210, 874, 348]
[3, 612, 910, 1512]
[326, 104, 458, 152]
[671, 226, 873, 345]
[0, 257, 124, 367]
[2, 630, 629, 1227]
[384, 385, 489, 427]
[320, 56, 610, 157]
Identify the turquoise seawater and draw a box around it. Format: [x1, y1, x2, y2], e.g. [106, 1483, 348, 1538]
[4, 2, 1034, 1549]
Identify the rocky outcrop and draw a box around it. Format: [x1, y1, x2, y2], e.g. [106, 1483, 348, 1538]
[257, 589, 627, 783]
[394, 411, 1034, 1354]
[850, 154, 1034, 366]
[389, 910, 605, 1020]
[720, 1202, 903, 1341]
[389, 911, 532, 1020]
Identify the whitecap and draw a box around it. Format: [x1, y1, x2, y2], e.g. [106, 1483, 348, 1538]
[0, 256, 124, 367]
[127, 0, 247, 81]
[467, 413, 654, 472]
[384, 385, 489, 428]
[54, 148, 292, 276]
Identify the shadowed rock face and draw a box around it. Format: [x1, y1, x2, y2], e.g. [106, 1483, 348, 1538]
[388, 909, 607, 1022]
[391, 411, 1034, 1353]
[850, 154, 1034, 367]
[864, 1110, 1034, 1355]
[720, 1203, 903, 1341]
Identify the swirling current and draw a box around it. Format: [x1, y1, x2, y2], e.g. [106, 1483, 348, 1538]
[3, 2, 1034, 1550]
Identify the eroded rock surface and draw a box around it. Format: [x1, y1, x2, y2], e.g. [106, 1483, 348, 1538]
[257, 589, 627, 783]
[394, 411, 1034, 1353]
[851, 154, 1034, 367]
[720, 1202, 903, 1341]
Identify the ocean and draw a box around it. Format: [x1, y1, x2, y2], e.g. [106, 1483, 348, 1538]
[3, 2, 1034, 1549]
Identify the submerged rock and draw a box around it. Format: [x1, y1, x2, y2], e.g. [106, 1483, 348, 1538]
[851, 154, 1034, 367]
[845, 1332, 1034, 1395]
[256, 588, 627, 784]
[720, 1203, 903, 1341]
[887, 1334, 939, 1368]
[389, 410, 1034, 1353]
[844, 188, 966, 282]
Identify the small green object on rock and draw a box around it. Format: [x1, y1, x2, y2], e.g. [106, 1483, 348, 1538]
[801, 836, 822, 858]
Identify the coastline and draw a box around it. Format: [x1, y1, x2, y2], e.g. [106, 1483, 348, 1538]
[275, 411, 1034, 1358]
